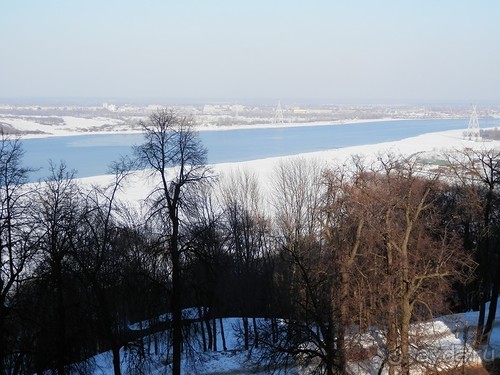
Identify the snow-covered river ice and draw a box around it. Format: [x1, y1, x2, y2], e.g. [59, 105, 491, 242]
[20, 118, 491, 180]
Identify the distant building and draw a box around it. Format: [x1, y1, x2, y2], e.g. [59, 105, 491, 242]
[102, 102, 117, 112]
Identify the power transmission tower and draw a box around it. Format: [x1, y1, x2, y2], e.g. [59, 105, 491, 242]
[464, 105, 481, 140]
[272, 100, 284, 124]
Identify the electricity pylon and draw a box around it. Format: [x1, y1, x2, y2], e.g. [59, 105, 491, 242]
[464, 105, 480, 140]
[272, 100, 284, 124]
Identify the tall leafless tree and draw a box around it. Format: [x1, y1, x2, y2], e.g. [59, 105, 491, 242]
[0, 135, 36, 374]
[219, 168, 270, 350]
[446, 147, 500, 347]
[358, 154, 473, 375]
[72, 158, 134, 375]
[321, 160, 369, 374]
[267, 158, 349, 374]
[31, 161, 82, 374]
[134, 108, 212, 375]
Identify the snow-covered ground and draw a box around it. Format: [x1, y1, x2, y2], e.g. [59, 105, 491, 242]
[1, 111, 408, 139]
[85, 303, 500, 374]
[91, 317, 263, 375]
[0, 114, 145, 137]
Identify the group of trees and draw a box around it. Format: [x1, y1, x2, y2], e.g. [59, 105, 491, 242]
[0, 141, 154, 374]
[2, 108, 500, 375]
[264, 156, 475, 374]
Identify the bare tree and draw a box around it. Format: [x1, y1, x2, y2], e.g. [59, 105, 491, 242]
[71, 157, 135, 375]
[266, 158, 349, 374]
[0, 135, 36, 374]
[321, 160, 369, 374]
[218, 168, 270, 350]
[30, 161, 82, 374]
[358, 154, 473, 375]
[446, 147, 500, 347]
[272, 154, 473, 375]
[134, 108, 212, 375]
[272, 157, 324, 243]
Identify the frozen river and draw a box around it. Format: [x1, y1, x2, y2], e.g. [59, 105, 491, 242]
[20, 118, 489, 180]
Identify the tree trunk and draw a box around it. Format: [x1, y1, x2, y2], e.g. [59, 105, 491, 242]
[55, 265, 67, 375]
[400, 296, 411, 375]
[475, 299, 486, 347]
[112, 345, 122, 375]
[271, 317, 277, 344]
[335, 324, 346, 375]
[401, 245, 411, 375]
[385, 236, 397, 375]
[171, 217, 182, 375]
[243, 317, 249, 350]
[477, 188, 493, 347]
[94, 286, 122, 375]
[324, 318, 337, 375]
[219, 318, 227, 351]
[337, 270, 350, 374]
[0, 309, 5, 375]
[483, 277, 500, 345]
[387, 297, 398, 375]
[212, 317, 217, 351]
[205, 316, 212, 351]
[252, 317, 259, 349]
[199, 307, 207, 352]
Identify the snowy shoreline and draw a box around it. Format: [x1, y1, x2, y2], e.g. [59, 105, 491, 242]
[7, 116, 462, 139]
[77, 126, 495, 206]
[194, 117, 409, 132]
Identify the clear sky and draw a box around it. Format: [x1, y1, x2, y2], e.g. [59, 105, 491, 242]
[1, 0, 499, 104]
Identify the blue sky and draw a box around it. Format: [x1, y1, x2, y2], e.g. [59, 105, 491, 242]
[1, 1, 499, 104]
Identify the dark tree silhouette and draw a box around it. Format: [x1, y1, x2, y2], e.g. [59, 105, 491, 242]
[135, 108, 212, 375]
[0, 135, 36, 374]
[31, 162, 82, 374]
[446, 148, 500, 346]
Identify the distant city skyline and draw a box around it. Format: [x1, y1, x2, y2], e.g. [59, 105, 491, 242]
[1, 1, 499, 104]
